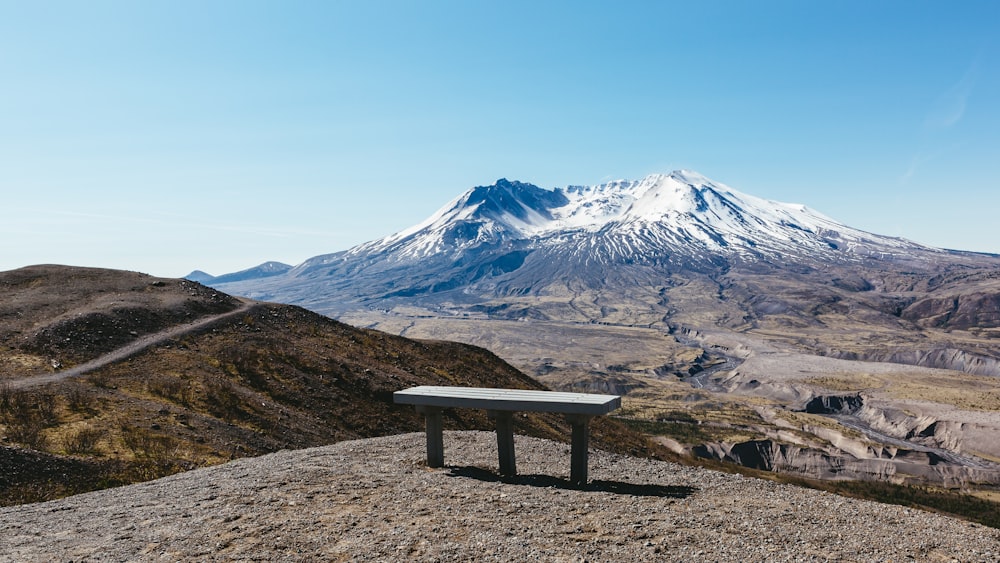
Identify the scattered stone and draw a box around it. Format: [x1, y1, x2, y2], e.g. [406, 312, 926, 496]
[1, 431, 996, 562]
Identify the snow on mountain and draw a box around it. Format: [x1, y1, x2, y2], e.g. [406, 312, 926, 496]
[330, 170, 926, 269]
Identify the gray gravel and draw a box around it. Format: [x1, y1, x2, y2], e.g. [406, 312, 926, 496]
[1, 431, 997, 562]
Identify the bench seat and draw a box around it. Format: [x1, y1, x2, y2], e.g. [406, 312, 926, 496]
[394, 386, 621, 484]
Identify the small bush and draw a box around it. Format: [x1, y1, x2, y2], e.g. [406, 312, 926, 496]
[0, 382, 12, 413]
[7, 418, 48, 450]
[34, 392, 59, 426]
[0, 389, 60, 450]
[147, 374, 192, 405]
[64, 425, 103, 455]
[88, 372, 114, 389]
[65, 385, 95, 413]
[203, 377, 243, 420]
[120, 424, 177, 460]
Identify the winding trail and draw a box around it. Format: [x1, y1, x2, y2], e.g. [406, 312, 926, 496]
[6, 300, 256, 391]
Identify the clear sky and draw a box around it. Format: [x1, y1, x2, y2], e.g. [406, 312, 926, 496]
[1, 1, 997, 278]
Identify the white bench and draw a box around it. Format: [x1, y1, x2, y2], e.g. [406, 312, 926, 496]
[393, 386, 621, 484]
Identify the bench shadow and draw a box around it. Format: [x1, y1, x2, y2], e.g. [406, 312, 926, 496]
[446, 466, 697, 498]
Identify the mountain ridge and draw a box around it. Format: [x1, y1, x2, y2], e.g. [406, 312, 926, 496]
[304, 171, 932, 269]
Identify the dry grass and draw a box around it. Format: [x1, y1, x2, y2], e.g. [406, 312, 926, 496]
[881, 373, 1000, 411]
[802, 369, 1000, 412]
[616, 392, 771, 445]
[802, 374, 886, 392]
[0, 351, 51, 378]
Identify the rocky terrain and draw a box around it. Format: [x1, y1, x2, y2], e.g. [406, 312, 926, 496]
[1, 431, 997, 562]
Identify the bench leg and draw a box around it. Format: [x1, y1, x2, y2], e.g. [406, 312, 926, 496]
[489, 410, 517, 477]
[567, 414, 593, 485]
[416, 406, 444, 468]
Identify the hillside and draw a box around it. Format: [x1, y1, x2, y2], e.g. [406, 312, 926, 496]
[1, 432, 997, 561]
[0, 265, 663, 505]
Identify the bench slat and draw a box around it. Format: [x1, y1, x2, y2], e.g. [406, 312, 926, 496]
[393, 385, 621, 415]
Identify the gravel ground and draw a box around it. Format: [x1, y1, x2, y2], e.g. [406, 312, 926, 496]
[1, 431, 997, 562]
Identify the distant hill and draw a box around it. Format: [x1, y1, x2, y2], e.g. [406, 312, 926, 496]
[0, 265, 665, 505]
[185, 261, 292, 285]
[183, 270, 216, 283]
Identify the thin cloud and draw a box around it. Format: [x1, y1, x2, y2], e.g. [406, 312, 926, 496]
[899, 155, 920, 185]
[898, 146, 955, 186]
[902, 55, 980, 184]
[924, 60, 978, 130]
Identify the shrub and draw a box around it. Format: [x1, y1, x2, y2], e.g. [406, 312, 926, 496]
[203, 377, 243, 420]
[65, 385, 95, 413]
[147, 374, 192, 405]
[33, 392, 59, 426]
[0, 382, 12, 413]
[65, 425, 103, 455]
[120, 424, 177, 460]
[0, 389, 60, 450]
[7, 418, 48, 450]
[88, 372, 115, 389]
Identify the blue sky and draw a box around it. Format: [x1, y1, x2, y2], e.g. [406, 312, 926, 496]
[1, 1, 997, 277]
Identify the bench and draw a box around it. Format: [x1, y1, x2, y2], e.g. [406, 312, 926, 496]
[393, 386, 621, 484]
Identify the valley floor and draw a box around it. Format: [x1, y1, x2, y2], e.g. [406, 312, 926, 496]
[1, 431, 996, 562]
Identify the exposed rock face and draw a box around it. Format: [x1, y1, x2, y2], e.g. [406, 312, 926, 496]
[804, 394, 864, 415]
[827, 347, 1000, 377]
[693, 438, 1000, 487]
[695, 440, 895, 481]
[853, 404, 977, 455]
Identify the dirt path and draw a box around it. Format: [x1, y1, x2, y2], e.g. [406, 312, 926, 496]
[7, 300, 256, 390]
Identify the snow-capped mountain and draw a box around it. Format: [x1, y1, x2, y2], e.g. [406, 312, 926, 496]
[209, 170, 990, 325]
[295, 170, 930, 276]
[366, 170, 896, 256]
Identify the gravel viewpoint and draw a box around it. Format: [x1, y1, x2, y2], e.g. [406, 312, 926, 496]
[1, 431, 997, 562]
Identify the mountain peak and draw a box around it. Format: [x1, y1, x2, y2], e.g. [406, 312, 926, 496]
[283, 170, 938, 284]
[367, 170, 928, 264]
[668, 169, 714, 185]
